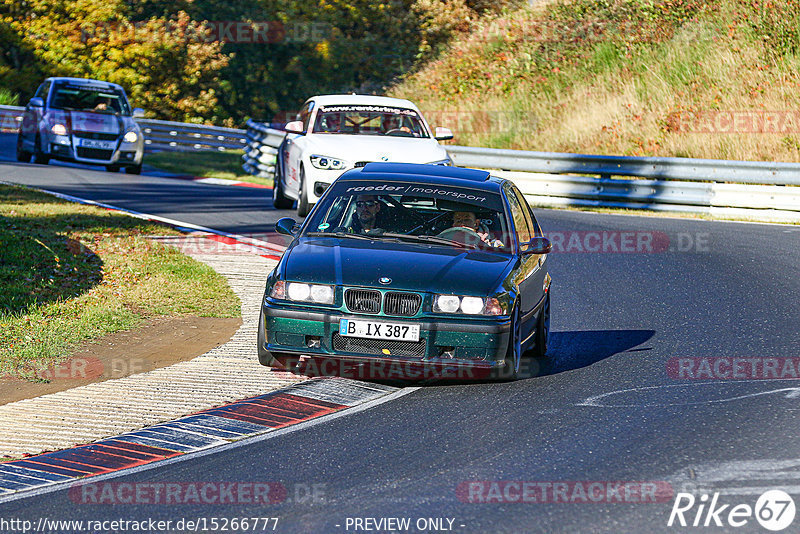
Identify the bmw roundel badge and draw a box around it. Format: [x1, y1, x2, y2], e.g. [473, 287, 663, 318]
[379, 277, 392, 285]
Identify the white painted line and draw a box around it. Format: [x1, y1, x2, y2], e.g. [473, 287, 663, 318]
[0, 181, 286, 253]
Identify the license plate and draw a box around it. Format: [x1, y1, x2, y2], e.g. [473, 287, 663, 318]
[77, 138, 115, 149]
[339, 319, 420, 342]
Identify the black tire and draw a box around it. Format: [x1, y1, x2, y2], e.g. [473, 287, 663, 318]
[125, 164, 142, 175]
[16, 134, 32, 163]
[106, 164, 121, 173]
[272, 159, 293, 209]
[257, 308, 279, 367]
[531, 290, 550, 359]
[500, 305, 521, 381]
[32, 134, 49, 165]
[296, 165, 310, 217]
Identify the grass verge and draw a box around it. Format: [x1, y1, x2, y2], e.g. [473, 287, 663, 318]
[144, 150, 273, 187]
[0, 184, 241, 381]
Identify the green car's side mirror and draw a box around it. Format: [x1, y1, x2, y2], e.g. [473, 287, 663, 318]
[275, 217, 299, 236]
[522, 237, 552, 255]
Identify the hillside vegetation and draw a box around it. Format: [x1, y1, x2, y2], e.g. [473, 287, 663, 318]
[0, 0, 512, 125]
[390, 0, 800, 162]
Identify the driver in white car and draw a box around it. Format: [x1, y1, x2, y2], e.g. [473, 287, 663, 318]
[381, 114, 412, 135]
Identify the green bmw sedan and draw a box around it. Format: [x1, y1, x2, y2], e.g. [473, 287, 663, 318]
[258, 162, 552, 381]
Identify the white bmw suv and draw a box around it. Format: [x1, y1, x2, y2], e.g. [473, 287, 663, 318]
[273, 94, 453, 216]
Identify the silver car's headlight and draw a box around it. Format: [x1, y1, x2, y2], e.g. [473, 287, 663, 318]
[310, 155, 347, 170]
[428, 157, 453, 166]
[270, 281, 335, 305]
[51, 123, 68, 136]
[123, 130, 139, 143]
[433, 294, 505, 316]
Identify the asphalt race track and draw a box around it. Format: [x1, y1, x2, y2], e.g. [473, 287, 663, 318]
[2, 133, 800, 532]
[0, 133, 294, 236]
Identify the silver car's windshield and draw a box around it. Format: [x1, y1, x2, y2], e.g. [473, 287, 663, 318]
[49, 83, 132, 116]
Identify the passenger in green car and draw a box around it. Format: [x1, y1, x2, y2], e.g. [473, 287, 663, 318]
[447, 211, 504, 248]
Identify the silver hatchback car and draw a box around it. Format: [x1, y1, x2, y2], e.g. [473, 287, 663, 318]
[16, 77, 145, 174]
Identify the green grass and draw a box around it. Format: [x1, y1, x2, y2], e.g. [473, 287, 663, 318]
[0, 88, 19, 106]
[0, 185, 241, 381]
[145, 150, 273, 187]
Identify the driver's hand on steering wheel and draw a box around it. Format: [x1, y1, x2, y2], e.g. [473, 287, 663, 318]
[475, 229, 503, 248]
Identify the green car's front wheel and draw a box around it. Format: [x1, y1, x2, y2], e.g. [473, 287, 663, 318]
[501, 305, 521, 381]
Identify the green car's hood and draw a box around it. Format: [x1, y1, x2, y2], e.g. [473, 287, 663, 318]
[282, 237, 514, 295]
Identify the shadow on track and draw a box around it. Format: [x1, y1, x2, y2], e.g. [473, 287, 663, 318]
[275, 329, 656, 386]
[546, 328, 656, 375]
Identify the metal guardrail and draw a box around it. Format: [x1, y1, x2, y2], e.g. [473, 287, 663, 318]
[0, 105, 248, 152]
[242, 119, 285, 178]
[241, 120, 800, 220]
[0, 105, 24, 133]
[4, 103, 796, 220]
[447, 146, 800, 186]
[447, 148, 800, 220]
[137, 119, 246, 152]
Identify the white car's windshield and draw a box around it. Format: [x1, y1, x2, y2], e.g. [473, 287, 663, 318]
[49, 83, 132, 116]
[312, 105, 429, 138]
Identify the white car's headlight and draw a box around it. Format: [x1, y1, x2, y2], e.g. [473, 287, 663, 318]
[271, 281, 335, 305]
[433, 294, 506, 316]
[310, 155, 347, 170]
[51, 124, 68, 136]
[123, 130, 139, 143]
[428, 158, 452, 166]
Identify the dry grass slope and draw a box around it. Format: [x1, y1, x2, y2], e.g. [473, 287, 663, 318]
[390, 0, 800, 162]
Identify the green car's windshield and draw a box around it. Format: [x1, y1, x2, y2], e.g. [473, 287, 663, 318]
[304, 181, 512, 252]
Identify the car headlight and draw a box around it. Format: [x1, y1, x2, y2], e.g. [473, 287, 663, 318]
[310, 155, 347, 170]
[51, 124, 68, 136]
[270, 281, 335, 305]
[123, 130, 139, 143]
[427, 158, 452, 166]
[433, 295, 506, 316]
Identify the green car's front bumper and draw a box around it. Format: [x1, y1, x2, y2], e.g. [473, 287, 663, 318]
[259, 300, 511, 378]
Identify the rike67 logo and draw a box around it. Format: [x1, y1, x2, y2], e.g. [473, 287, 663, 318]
[668, 490, 796, 531]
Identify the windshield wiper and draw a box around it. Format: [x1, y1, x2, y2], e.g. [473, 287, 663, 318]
[306, 231, 374, 241]
[376, 232, 476, 249]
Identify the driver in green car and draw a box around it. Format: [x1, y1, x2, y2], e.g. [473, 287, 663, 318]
[346, 195, 385, 234]
[448, 211, 504, 248]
